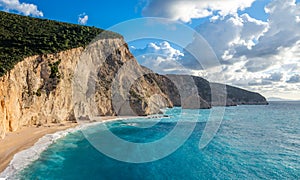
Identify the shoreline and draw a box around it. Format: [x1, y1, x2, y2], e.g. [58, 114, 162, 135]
[0, 116, 131, 178]
[0, 122, 77, 173]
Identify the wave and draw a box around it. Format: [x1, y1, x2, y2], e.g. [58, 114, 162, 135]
[0, 117, 127, 179]
[0, 115, 186, 179]
[0, 126, 80, 179]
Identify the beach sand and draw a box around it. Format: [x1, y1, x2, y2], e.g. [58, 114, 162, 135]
[0, 116, 119, 173]
[0, 122, 78, 173]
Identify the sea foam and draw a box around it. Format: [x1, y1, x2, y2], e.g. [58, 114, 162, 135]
[0, 115, 170, 179]
[0, 119, 119, 179]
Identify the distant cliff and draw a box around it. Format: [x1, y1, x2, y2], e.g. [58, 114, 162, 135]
[139, 71, 268, 108]
[210, 83, 268, 106]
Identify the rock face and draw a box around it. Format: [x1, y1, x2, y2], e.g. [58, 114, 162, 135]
[155, 74, 268, 107]
[0, 47, 83, 139]
[72, 38, 174, 118]
[0, 38, 173, 138]
[188, 76, 268, 106]
[211, 83, 269, 106]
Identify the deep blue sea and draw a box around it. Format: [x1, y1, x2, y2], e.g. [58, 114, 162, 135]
[17, 102, 300, 179]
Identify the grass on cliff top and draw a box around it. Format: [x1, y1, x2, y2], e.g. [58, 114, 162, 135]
[0, 11, 122, 77]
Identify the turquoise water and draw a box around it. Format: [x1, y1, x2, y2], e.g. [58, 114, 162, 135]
[18, 102, 300, 179]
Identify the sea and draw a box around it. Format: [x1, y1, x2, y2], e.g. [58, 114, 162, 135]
[10, 101, 300, 179]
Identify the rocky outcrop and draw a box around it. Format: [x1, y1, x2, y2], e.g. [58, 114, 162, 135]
[211, 83, 268, 106]
[192, 76, 268, 106]
[140, 73, 210, 109]
[150, 74, 268, 107]
[72, 39, 174, 117]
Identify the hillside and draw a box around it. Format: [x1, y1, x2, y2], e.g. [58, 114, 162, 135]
[160, 75, 268, 106]
[0, 11, 121, 76]
[211, 83, 268, 105]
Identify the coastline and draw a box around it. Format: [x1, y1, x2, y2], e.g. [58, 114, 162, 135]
[0, 116, 126, 178]
[0, 122, 77, 173]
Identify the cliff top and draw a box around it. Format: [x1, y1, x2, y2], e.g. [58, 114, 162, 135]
[0, 11, 122, 77]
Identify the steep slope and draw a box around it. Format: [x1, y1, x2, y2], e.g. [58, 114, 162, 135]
[73, 39, 173, 117]
[137, 68, 268, 107]
[0, 38, 174, 139]
[211, 83, 268, 105]
[0, 12, 173, 138]
[0, 47, 83, 139]
[163, 75, 268, 106]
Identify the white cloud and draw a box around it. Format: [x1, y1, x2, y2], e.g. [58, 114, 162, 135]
[182, 13, 268, 69]
[142, 0, 256, 22]
[286, 74, 300, 83]
[244, 0, 300, 59]
[131, 41, 189, 74]
[78, 13, 89, 25]
[0, 0, 43, 16]
[132, 41, 183, 60]
[264, 72, 283, 82]
[138, 0, 300, 99]
[248, 80, 272, 86]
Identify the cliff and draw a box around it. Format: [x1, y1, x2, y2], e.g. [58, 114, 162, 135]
[211, 83, 269, 106]
[139, 70, 268, 108]
[140, 72, 211, 109]
[0, 12, 176, 138]
[0, 38, 175, 139]
[72, 39, 174, 118]
[0, 47, 82, 139]
[165, 75, 268, 106]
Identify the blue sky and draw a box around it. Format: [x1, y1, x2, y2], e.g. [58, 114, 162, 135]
[19, 0, 144, 28]
[0, 0, 300, 100]
[0, 0, 272, 28]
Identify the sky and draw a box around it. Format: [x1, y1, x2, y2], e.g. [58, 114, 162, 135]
[0, 0, 300, 100]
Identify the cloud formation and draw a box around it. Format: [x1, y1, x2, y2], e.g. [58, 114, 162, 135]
[194, 13, 269, 66]
[131, 41, 192, 75]
[142, 0, 256, 22]
[286, 74, 300, 83]
[180, 0, 300, 86]
[265, 72, 283, 82]
[132, 41, 183, 60]
[0, 0, 43, 16]
[78, 13, 89, 25]
[138, 0, 300, 99]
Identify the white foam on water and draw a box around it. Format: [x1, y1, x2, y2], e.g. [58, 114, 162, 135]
[0, 118, 122, 179]
[0, 126, 81, 179]
[0, 116, 161, 179]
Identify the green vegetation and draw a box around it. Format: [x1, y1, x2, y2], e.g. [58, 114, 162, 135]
[0, 11, 122, 77]
[129, 89, 143, 101]
[49, 60, 61, 79]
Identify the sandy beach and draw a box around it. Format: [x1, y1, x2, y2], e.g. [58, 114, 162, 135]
[0, 122, 77, 173]
[0, 116, 120, 173]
